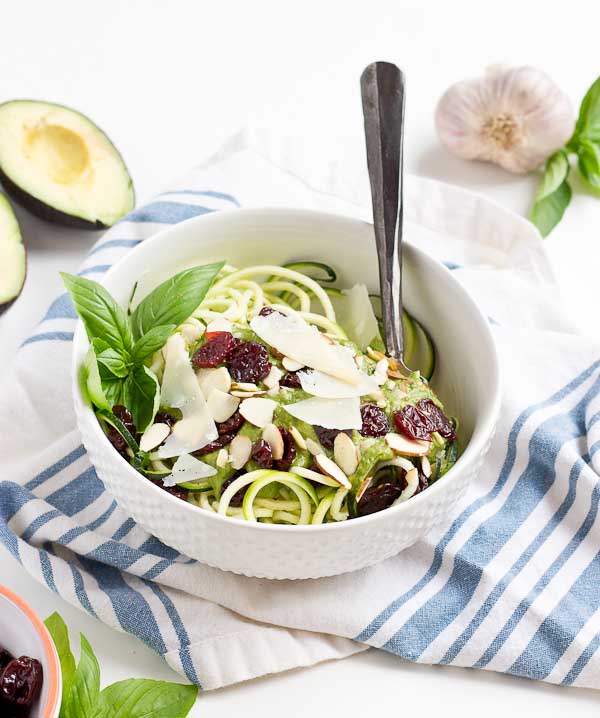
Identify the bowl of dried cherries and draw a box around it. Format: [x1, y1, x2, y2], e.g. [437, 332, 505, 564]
[0, 585, 61, 718]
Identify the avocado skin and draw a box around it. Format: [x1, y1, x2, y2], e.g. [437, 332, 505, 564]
[0, 168, 107, 230]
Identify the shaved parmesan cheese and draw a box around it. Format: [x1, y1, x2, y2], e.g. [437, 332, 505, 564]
[283, 396, 362, 430]
[337, 284, 381, 351]
[205, 318, 232, 334]
[157, 334, 218, 458]
[162, 453, 217, 487]
[250, 312, 362, 385]
[298, 368, 378, 398]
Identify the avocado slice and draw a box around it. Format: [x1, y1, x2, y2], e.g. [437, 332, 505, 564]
[0, 193, 26, 314]
[0, 100, 135, 229]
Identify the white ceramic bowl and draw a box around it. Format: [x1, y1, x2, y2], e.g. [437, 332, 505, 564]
[72, 208, 500, 579]
[0, 585, 62, 717]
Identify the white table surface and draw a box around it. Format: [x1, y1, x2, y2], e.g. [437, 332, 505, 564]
[2, 1, 599, 715]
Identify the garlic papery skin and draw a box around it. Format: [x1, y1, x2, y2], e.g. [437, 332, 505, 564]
[435, 66, 575, 174]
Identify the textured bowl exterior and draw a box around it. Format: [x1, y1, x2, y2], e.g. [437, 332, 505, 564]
[72, 208, 501, 580]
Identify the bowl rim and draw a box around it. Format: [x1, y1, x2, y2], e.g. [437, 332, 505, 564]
[0, 584, 62, 718]
[73, 206, 502, 533]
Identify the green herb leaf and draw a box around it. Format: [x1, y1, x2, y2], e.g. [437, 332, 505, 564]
[61, 273, 133, 354]
[44, 613, 76, 716]
[571, 75, 600, 145]
[530, 150, 572, 237]
[130, 262, 224, 340]
[577, 138, 600, 193]
[64, 634, 100, 718]
[95, 679, 198, 718]
[93, 339, 131, 378]
[131, 324, 176, 363]
[123, 364, 160, 431]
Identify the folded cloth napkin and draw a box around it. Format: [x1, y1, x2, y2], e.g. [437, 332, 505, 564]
[1, 127, 600, 691]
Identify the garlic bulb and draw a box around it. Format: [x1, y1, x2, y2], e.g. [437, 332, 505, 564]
[435, 65, 575, 174]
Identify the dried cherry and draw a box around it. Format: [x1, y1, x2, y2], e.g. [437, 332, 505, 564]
[192, 433, 236, 456]
[279, 371, 302, 389]
[0, 655, 43, 713]
[192, 332, 237, 368]
[216, 410, 245, 436]
[221, 475, 247, 507]
[359, 404, 389, 437]
[357, 483, 402, 516]
[417, 399, 456, 440]
[251, 439, 273, 469]
[274, 427, 297, 471]
[227, 341, 271, 383]
[393, 404, 435, 441]
[313, 425, 351, 450]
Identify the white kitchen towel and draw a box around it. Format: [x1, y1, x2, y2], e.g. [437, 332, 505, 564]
[1, 127, 600, 691]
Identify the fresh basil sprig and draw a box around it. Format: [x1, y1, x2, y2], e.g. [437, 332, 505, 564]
[530, 74, 600, 236]
[44, 613, 198, 718]
[61, 261, 223, 431]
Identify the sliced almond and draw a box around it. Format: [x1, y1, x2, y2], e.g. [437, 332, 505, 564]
[282, 356, 305, 372]
[206, 389, 240, 423]
[306, 438, 322, 456]
[385, 433, 431, 456]
[232, 382, 259, 392]
[230, 389, 267, 398]
[139, 422, 171, 452]
[288, 425, 307, 450]
[239, 397, 277, 428]
[356, 475, 373, 503]
[205, 318, 232, 334]
[229, 435, 252, 469]
[262, 423, 284, 460]
[374, 358, 389, 385]
[216, 448, 229, 468]
[263, 365, 284, 389]
[196, 366, 231, 397]
[387, 369, 407, 380]
[291, 466, 339, 487]
[333, 432, 359, 475]
[313, 453, 351, 489]
[421, 455, 432, 478]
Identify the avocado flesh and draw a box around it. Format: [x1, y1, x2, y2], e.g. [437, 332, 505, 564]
[0, 193, 26, 313]
[0, 100, 135, 229]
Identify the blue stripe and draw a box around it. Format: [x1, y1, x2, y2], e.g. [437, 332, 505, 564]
[589, 410, 600, 429]
[39, 546, 58, 593]
[112, 517, 136, 541]
[382, 374, 600, 659]
[43, 293, 77, 321]
[159, 189, 240, 207]
[440, 455, 590, 664]
[22, 331, 74, 346]
[138, 536, 180, 561]
[125, 201, 215, 224]
[45, 467, 104, 517]
[356, 359, 600, 643]
[509, 544, 600, 680]
[79, 264, 112, 277]
[143, 559, 172, 581]
[146, 582, 201, 686]
[68, 562, 97, 617]
[88, 239, 141, 256]
[78, 556, 167, 654]
[0, 482, 33, 522]
[21, 509, 62, 542]
[562, 631, 600, 685]
[589, 439, 600, 457]
[57, 500, 118, 546]
[26, 445, 86, 491]
[475, 468, 600, 668]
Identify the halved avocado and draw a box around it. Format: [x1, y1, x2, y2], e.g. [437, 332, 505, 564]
[0, 100, 135, 229]
[0, 193, 26, 314]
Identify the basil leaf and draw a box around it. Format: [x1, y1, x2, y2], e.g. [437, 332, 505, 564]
[131, 324, 176, 364]
[64, 634, 100, 718]
[530, 151, 572, 237]
[130, 261, 224, 340]
[577, 138, 600, 192]
[61, 273, 133, 354]
[123, 365, 160, 431]
[572, 75, 600, 145]
[44, 613, 76, 717]
[95, 679, 198, 718]
[93, 340, 131, 378]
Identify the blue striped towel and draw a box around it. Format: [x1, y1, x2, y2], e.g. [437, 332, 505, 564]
[1, 128, 599, 690]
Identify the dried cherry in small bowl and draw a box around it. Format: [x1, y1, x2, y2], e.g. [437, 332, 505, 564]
[0, 585, 61, 717]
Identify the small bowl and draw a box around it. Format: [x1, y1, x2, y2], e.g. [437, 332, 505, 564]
[72, 208, 501, 579]
[0, 585, 61, 717]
